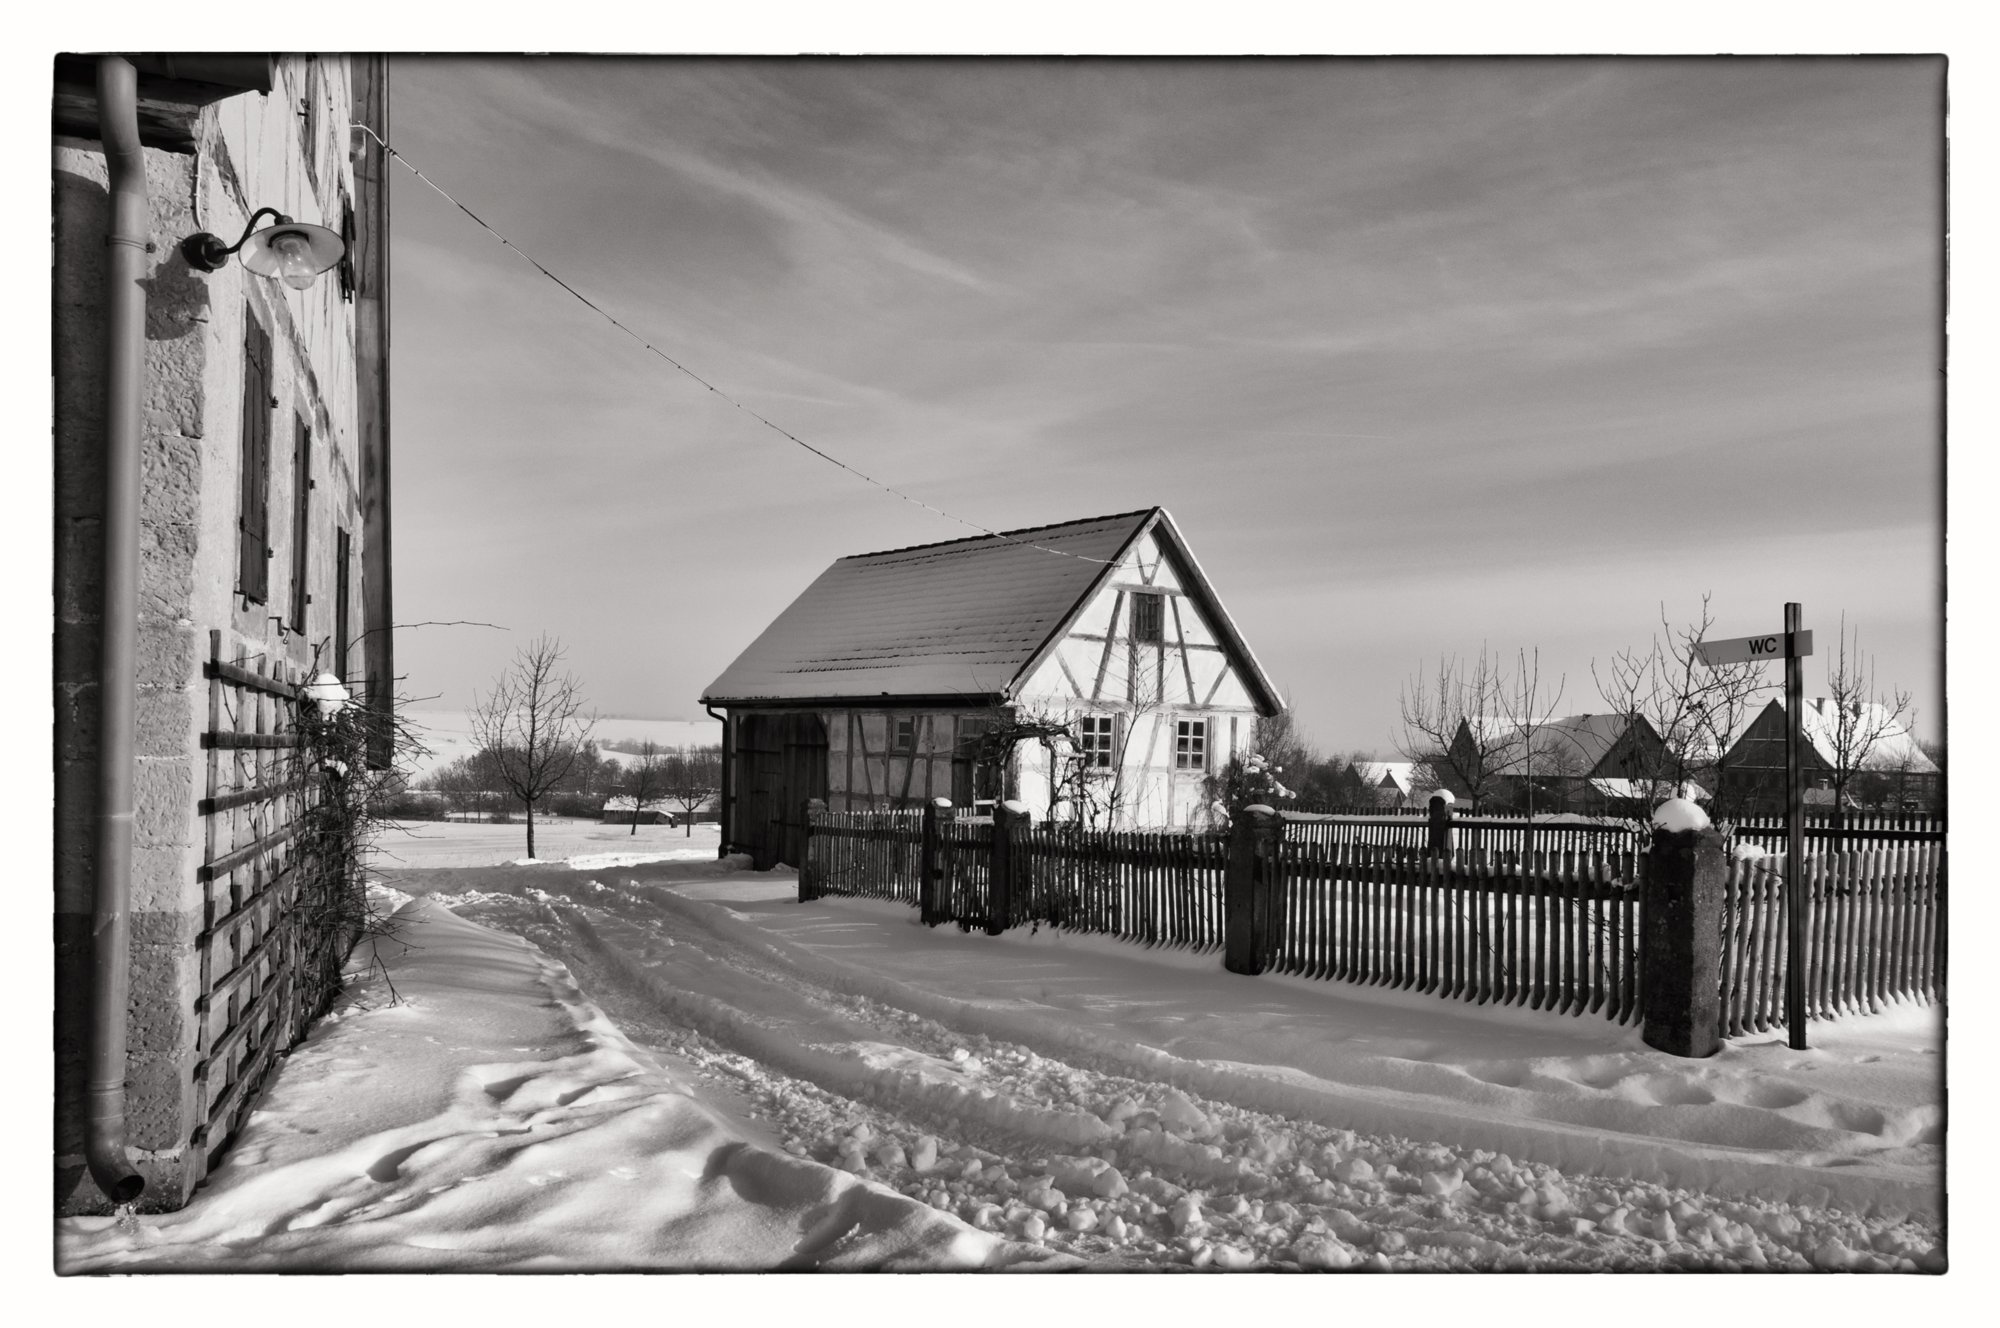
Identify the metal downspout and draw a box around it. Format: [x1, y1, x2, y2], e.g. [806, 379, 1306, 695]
[87, 53, 148, 1205]
[704, 703, 732, 858]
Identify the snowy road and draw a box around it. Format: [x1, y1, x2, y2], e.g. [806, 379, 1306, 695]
[408, 856, 1945, 1272]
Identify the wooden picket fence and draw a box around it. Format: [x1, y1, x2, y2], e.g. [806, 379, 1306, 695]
[1010, 826, 1229, 949]
[796, 808, 924, 904]
[1286, 812, 1644, 861]
[1726, 813, 1945, 853]
[1718, 843, 1947, 1036]
[1272, 839, 1644, 1024]
[800, 804, 1943, 1036]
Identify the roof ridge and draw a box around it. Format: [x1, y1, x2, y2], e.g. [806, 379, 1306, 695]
[840, 508, 1160, 561]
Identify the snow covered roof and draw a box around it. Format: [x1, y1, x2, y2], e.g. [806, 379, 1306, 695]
[1799, 699, 1939, 774]
[702, 508, 1283, 712]
[1588, 777, 1709, 803]
[1352, 761, 1417, 794]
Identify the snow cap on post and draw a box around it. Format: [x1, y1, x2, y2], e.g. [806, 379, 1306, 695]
[1428, 788, 1456, 807]
[1650, 798, 1711, 834]
[1000, 798, 1035, 822]
[302, 672, 351, 716]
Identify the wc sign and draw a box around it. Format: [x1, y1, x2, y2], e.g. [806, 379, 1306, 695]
[1693, 629, 1813, 667]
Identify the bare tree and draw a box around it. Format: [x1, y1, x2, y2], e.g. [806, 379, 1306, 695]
[621, 740, 668, 836]
[468, 634, 595, 859]
[661, 745, 723, 836]
[1595, 596, 1768, 816]
[1397, 647, 1508, 811]
[1498, 647, 1567, 830]
[1820, 615, 1915, 833]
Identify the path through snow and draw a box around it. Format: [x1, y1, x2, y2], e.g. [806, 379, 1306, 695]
[400, 857, 1944, 1272]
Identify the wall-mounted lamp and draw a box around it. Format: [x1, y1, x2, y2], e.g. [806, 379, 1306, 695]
[181, 206, 345, 291]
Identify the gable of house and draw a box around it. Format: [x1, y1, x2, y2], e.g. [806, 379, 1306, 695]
[1722, 698, 1938, 777]
[1009, 512, 1280, 718]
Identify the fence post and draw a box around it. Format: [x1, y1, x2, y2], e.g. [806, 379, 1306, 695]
[1427, 793, 1454, 858]
[920, 796, 950, 927]
[1642, 816, 1728, 1057]
[1225, 804, 1282, 974]
[798, 798, 826, 903]
[989, 800, 1028, 935]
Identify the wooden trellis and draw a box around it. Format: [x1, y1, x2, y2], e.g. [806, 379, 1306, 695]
[190, 631, 328, 1172]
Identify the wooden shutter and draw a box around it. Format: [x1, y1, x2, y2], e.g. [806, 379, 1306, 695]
[334, 527, 352, 682]
[237, 317, 272, 603]
[290, 414, 311, 633]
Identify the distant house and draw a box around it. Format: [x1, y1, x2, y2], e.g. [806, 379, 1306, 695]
[1349, 760, 1421, 806]
[1440, 714, 1671, 811]
[701, 509, 1284, 867]
[1716, 699, 1941, 813]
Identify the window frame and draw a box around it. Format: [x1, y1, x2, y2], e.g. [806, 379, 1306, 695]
[1079, 715, 1116, 769]
[1174, 718, 1209, 771]
[893, 715, 917, 752]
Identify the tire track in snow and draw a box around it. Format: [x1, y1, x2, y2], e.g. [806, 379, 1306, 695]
[435, 879, 1942, 1272]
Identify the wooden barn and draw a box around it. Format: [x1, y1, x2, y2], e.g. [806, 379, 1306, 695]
[700, 509, 1284, 867]
[1441, 713, 1671, 811]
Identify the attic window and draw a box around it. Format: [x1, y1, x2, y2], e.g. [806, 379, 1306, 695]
[894, 716, 916, 752]
[1131, 593, 1164, 643]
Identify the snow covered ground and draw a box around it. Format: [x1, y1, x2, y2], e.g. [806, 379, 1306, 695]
[56, 894, 1052, 1272]
[57, 851, 1947, 1276]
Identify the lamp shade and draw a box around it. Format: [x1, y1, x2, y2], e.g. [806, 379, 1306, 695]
[239, 220, 345, 290]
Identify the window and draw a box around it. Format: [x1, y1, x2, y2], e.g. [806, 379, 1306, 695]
[289, 413, 311, 633]
[894, 716, 916, 752]
[1131, 592, 1164, 643]
[237, 314, 273, 603]
[1079, 715, 1116, 768]
[1175, 719, 1208, 771]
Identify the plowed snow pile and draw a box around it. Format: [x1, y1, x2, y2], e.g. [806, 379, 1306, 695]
[56, 897, 1049, 1272]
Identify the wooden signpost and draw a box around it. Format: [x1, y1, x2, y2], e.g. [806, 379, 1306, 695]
[1696, 603, 1813, 1050]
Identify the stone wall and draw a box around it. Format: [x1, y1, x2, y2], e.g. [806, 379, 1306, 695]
[54, 57, 374, 1214]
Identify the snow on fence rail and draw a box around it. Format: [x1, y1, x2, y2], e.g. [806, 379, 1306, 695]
[1271, 840, 1643, 1025]
[800, 803, 1943, 1037]
[1286, 813, 1643, 861]
[1724, 813, 1945, 853]
[1718, 844, 1947, 1037]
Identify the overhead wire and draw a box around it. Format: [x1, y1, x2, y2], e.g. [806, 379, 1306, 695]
[350, 122, 1115, 565]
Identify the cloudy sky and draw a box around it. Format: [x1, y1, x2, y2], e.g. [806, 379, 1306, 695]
[387, 57, 1944, 753]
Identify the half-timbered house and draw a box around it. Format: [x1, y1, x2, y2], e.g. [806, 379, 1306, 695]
[700, 509, 1284, 866]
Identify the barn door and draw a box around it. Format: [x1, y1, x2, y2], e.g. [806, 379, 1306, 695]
[735, 712, 828, 870]
[779, 713, 829, 869]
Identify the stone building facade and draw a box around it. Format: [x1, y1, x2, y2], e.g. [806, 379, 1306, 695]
[53, 55, 391, 1213]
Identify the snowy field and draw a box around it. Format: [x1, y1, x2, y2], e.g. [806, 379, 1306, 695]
[399, 708, 720, 783]
[60, 850, 1945, 1275]
[368, 817, 723, 871]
